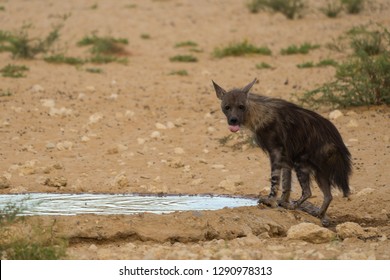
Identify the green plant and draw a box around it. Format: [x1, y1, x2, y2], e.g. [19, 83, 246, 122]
[213, 40, 272, 58]
[281, 42, 320, 55]
[256, 62, 273, 69]
[77, 34, 128, 55]
[140, 33, 151, 39]
[247, 0, 306, 19]
[341, 0, 364, 14]
[44, 54, 84, 65]
[299, 52, 390, 108]
[347, 25, 385, 56]
[0, 89, 12, 97]
[0, 64, 29, 78]
[169, 69, 189, 76]
[297, 61, 314, 68]
[0, 24, 62, 59]
[85, 67, 103, 73]
[175, 41, 198, 48]
[297, 59, 338, 68]
[0, 204, 67, 260]
[320, 1, 342, 18]
[169, 54, 198, 62]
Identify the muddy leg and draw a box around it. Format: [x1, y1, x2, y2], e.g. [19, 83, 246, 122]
[258, 149, 283, 208]
[316, 176, 333, 227]
[278, 168, 293, 209]
[292, 163, 312, 209]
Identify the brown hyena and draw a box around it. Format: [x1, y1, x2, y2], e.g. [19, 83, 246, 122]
[213, 78, 352, 226]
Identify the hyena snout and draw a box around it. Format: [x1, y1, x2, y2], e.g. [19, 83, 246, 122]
[228, 117, 239, 125]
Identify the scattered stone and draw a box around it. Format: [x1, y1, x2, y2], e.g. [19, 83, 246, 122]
[125, 110, 135, 119]
[49, 107, 73, 117]
[89, 113, 104, 124]
[109, 173, 130, 188]
[347, 119, 358, 128]
[46, 142, 56, 150]
[287, 222, 336, 244]
[56, 141, 73, 151]
[174, 147, 185, 154]
[40, 99, 55, 108]
[19, 160, 39, 176]
[218, 175, 243, 191]
[150, 131, 161, 139]
[329, 110, 343, 120]
[190, 178, 204, 186]
[0, 174, 11, 189]
[207, 126, 216, 133]
[85, 86, 95, 92]
[81, 136, 90, 142]
[336, 222, 380, 240]
[155, 123, 167, 130]
[137, 138, 146, 145]
[31, 84, 45, 93]
[44, 176, 67, 188]
[166, 121, 175, 129]
[212, 164, 225, 169]
[356, 188, 375, 197]
[168, 158, 185, 168]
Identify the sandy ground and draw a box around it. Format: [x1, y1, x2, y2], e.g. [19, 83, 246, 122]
[0, 0, 389, 259]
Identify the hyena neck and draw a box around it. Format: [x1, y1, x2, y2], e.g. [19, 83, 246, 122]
[244, 95, 275, 132]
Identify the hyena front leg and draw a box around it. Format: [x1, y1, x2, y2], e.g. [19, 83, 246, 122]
[258, 149, 283, 208]
[278, 167, 293, 208]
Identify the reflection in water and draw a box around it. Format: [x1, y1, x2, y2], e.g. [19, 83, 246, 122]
[0, 193, 258, 216]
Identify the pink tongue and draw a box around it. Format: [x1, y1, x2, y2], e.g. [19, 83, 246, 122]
[229, 125, 240, 133]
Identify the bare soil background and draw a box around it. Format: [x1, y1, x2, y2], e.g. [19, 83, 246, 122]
[0, 0, 389, 259]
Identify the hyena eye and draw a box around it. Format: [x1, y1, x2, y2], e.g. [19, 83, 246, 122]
[224, 105, 231, 111]
[238, 105, 246, 110]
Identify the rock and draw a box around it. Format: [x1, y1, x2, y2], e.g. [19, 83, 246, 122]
[0, 174, 11, 189]
[166, 121, 175, 129]
[40, 99, 55, 108]
[110, 173, 130, 188]
[211, 164, 225, 169]
[329, 110, 343, 120]
[56, 141, 73, 151]
[336, 222, 380, 240]
[174, 147, 185, 154]
[44, 176, 67, 188]
[49, 107, 73, 117]
[81, 136, 90, 142]
[218, 175, 243, 191]
[31, 84, 45, 93]
[150, 131, 161, 139]
[137, 138, 146, 145]
[287, 222, 336, 244]
[356, 188, 375, 197]
[155, 123, 167, 129]
[89, 112, 104, 124]
[46, 142, 56, 150]
[347, 119, 358, 128]
[190, 178, 204, 186]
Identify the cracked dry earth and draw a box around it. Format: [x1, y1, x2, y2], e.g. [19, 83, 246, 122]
[0, 0, 389, 259]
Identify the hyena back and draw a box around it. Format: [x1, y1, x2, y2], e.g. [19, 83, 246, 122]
[213, 78, 352, 226]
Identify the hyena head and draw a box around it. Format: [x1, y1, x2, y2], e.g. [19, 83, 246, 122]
[212, 78, 257, 133]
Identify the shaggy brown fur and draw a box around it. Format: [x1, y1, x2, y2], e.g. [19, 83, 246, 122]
[213, 78, 352, 226]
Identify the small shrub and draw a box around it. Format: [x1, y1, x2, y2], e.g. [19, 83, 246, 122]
[0, 24, 62, 59]
[0, 203, 67, 260]
[77, 34, 128, 55]
[140, 33, 151, 39]
[0, 64, 29, 78]
[169, 69, 189, 76]
[213, 40, 272, 58]
[44, 54, 84, 65]
[247, 0, 306, 19]
[297, 61, 314, 68]
[320, 1, 342, 18]
[169, 55, 198, 62]
[281, 42, 320, 55]
[85, 67, 103, 73]
[341, 0, 364, 14]
[175, 41, 198, 48]
[256, 62, 273, 69]
[297, 59, 338, 68]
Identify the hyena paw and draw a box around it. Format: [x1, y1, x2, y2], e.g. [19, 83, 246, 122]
[258, 197, 278, 208]
[321, 217, 330, 227]
[278, 200, 296, 210]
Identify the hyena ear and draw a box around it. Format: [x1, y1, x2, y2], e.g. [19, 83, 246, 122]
[242, 78, 257, 96]
[212, 80, 227, 100]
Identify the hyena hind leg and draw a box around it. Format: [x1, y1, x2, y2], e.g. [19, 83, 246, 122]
[316, 176, 333, 227]
[292, 163, 312, 208]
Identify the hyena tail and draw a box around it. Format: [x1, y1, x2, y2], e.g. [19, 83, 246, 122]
[328, 147, 352, 197]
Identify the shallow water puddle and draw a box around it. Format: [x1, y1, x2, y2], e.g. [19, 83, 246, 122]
[0, 193, 258, 216]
